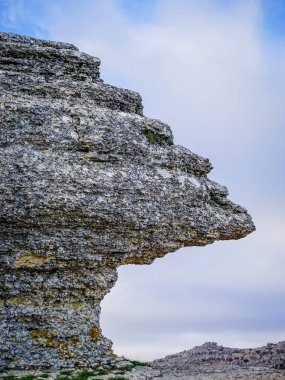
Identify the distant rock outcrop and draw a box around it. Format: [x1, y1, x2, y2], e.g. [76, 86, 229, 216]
[0, 32, 255, 370]
[152, 341, 285, 379]
[152, 341, 285, 371]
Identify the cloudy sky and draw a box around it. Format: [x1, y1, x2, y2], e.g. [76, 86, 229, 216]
[1, 0, 285, 360]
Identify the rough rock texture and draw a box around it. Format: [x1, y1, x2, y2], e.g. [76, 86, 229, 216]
[151, 341, 285, 379]
[0, 32, 255, 371]
[152, 341, 285, 371]
[1, 342, 285, 380]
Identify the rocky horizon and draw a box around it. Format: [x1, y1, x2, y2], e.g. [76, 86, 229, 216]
[151, 340, 285, 378]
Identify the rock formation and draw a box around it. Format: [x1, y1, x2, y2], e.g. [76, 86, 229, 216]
[152, 341, 285, 379]
[152, 341, 285, 371]
[0, 32, 255, 370]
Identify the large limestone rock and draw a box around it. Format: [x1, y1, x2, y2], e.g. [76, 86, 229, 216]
[0, 32, 255, 370]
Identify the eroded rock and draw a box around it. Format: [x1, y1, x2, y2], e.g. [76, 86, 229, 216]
[0, 32, 255, 370]
[151, 341, 285, 379]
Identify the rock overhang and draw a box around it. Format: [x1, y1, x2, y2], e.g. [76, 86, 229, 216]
[0, 31, 255, 370]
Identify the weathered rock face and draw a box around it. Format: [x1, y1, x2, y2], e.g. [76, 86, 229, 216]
[152, 341, 285, 377]
[0, 32, 255, 370]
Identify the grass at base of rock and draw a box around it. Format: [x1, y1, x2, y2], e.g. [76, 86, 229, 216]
[59, 372, 72, 377]
[127, 360, 150, 367]
[0, 363, 149, 380]
[1, 376, 38, 380]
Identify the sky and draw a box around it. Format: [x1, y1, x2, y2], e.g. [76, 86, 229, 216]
[1, 0, 285, 361]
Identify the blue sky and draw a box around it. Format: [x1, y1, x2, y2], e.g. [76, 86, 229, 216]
[261, 0, 285, 36]
[1, 0, 285, 360]
[2, 0, 285, 39]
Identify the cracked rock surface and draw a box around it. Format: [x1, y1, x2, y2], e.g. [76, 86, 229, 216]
[1, 342, 285, 379]
[151, 341, 285, 379]
[0, 32, 255, 370]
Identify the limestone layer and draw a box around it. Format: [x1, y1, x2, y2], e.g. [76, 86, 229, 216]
[0, 32, 255, 370]
[152, 341, 285, 372]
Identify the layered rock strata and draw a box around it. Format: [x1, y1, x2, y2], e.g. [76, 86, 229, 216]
[151, 341, 285, 379]
[152, 341, 285, 372]
[0, 32, 255, 370]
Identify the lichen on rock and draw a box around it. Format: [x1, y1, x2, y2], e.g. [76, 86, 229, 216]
[0, 32, 255, 370]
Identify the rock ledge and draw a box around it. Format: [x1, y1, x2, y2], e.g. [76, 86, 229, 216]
[0, 32, 255, 370]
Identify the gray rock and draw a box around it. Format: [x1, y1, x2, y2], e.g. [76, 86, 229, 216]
[152, 341, 285, 374]
[0, 32, 255, 370]
[2, 343, 284, 379]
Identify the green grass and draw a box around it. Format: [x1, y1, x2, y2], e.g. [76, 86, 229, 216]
[65, 371, 95, 380]
[144, 130, 157, 144]
[143, 130, 173, 146]
[59, 371, 72, 377]
[0, 367, 141, 380]
[128, 359, 150, 367]
[121, 358, 150, 370]
[1, 377, 38, 380]
[55, 376, 70, 380]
